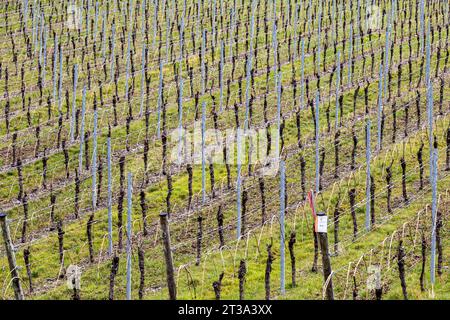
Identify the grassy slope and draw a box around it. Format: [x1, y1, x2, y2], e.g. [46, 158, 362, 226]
[0, 0, 448, 300]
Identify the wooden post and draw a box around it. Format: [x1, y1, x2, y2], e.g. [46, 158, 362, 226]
[159, 213, 176, 300]
[317, 212, 334, 300]
[0, 213, 25, 300]
[238, 259, 246, 300]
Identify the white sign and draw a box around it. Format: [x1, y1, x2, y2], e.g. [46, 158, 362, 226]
[316, 215, 328, 233]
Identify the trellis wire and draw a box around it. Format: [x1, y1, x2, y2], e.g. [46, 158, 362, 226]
[2, 0, 422, 102]
[0, 35, 442, 190]
[1, 0, 448, 298]
[0, 26, 428, 168]
[1, 121, 448, 296]
[12, 80, 448, 230]
[0, 0, 442, 232]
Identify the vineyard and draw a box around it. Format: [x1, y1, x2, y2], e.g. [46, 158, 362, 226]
[0, 0, 448, 301]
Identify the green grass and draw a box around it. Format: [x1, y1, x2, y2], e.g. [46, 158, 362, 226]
[0, 0, 448, 300]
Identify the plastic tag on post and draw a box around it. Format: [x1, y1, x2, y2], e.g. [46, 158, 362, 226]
[315, 213, 328, 233]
